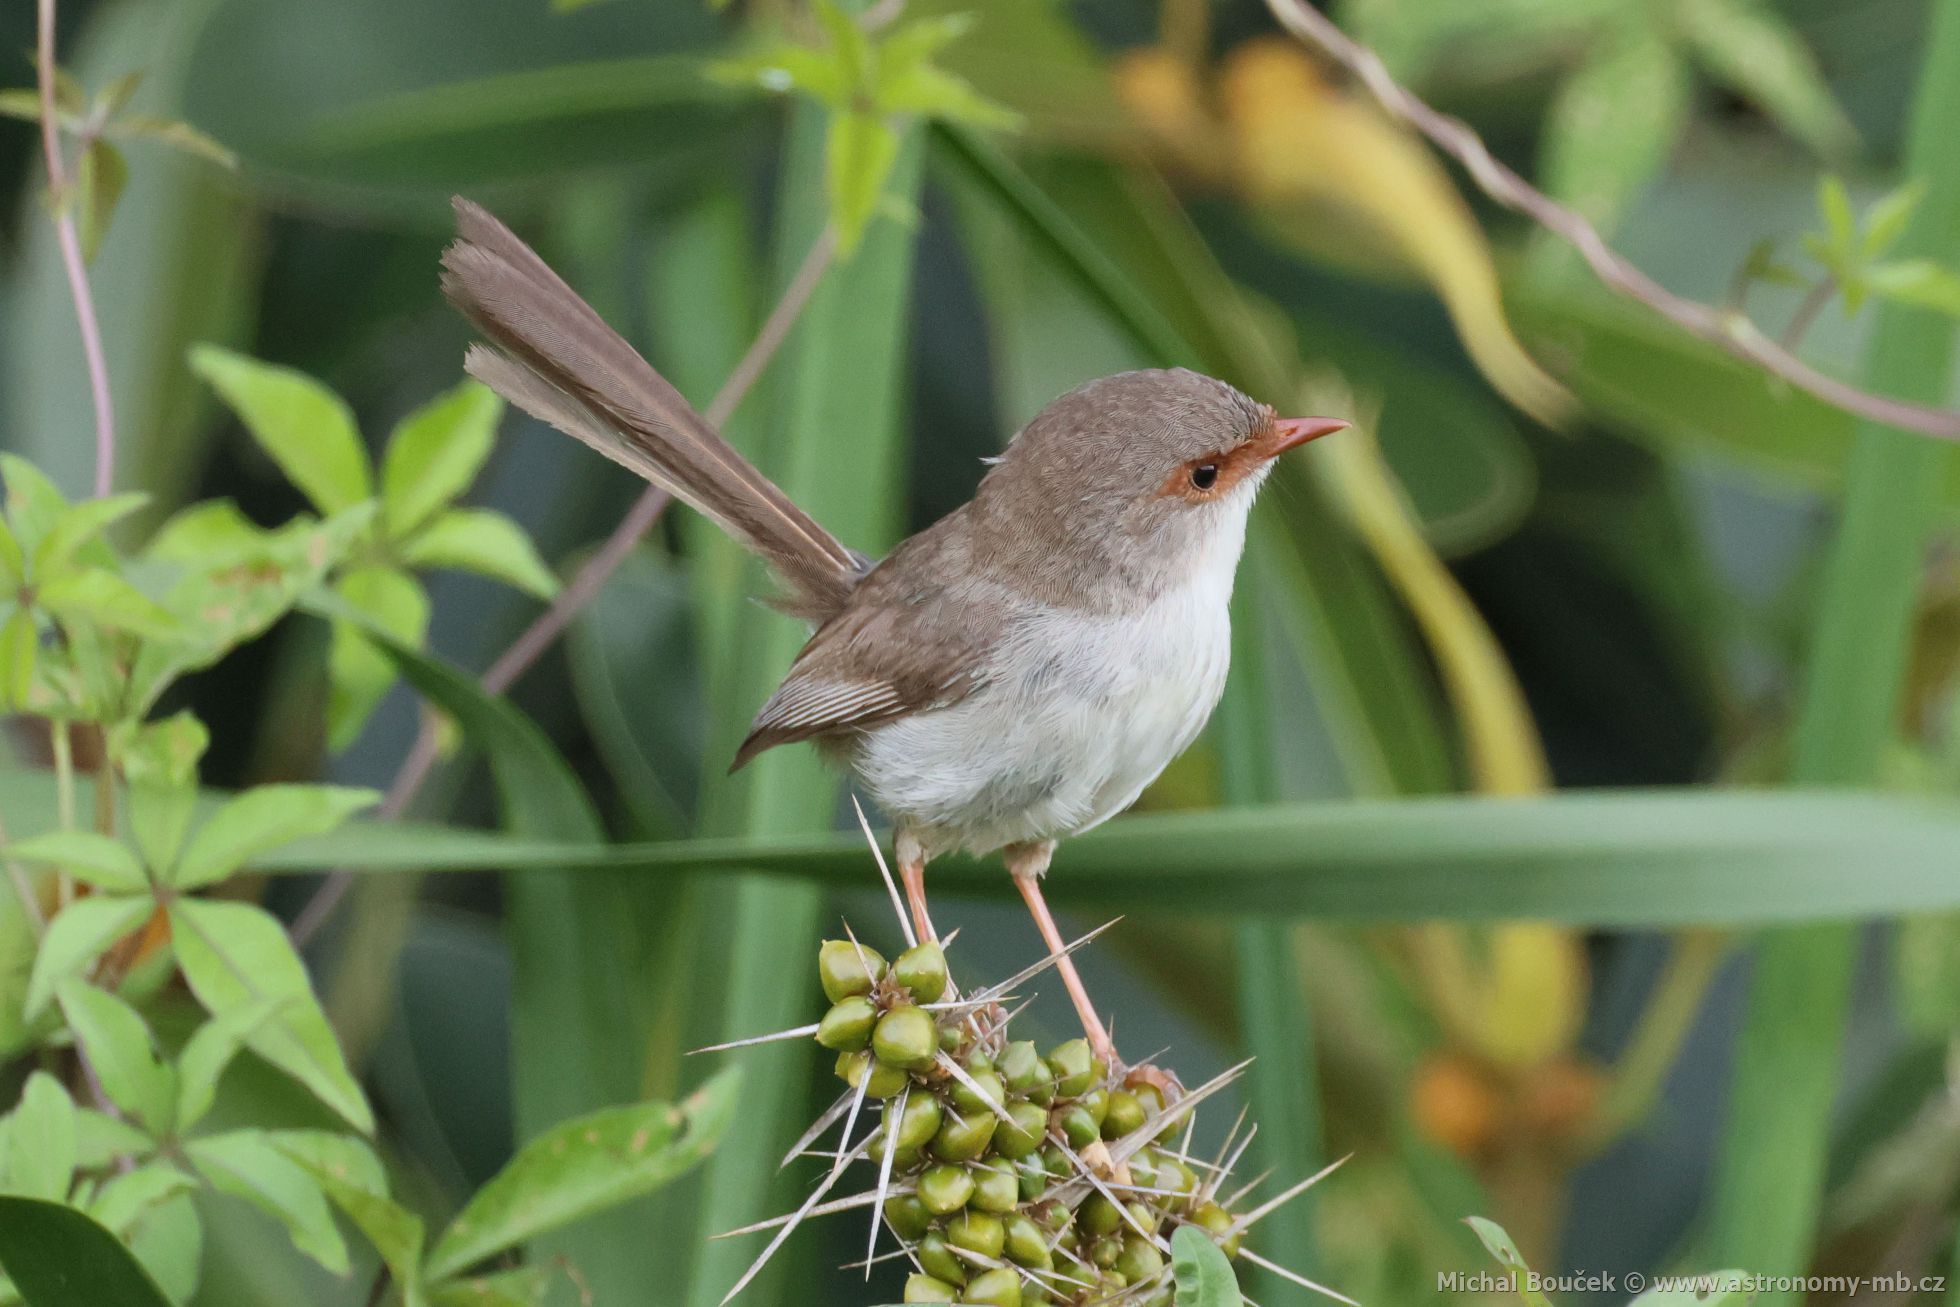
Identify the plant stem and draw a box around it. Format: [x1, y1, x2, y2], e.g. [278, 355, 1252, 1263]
[1261, 0, 1960, 442]
[35, 0, 116, 498]
[288, 224, 840, 948]
[0, 809, 47, 937]
[50, 719, 76, 909]
[1581, 929, 1729, 1154]
[1780, 276, 1838, 352]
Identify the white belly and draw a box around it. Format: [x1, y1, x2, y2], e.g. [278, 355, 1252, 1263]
[851, 574, 1234, 857]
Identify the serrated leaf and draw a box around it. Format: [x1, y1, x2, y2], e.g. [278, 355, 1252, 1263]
[56, 981, 176, 1135]
[380, 380, 502, 536]
[1170, 1224, 1243, 1307]
[1680, 0, 1857, 156]
[1539, 20, 1690, 230]
[6, 830, 148, 893]
[76, 138, 129, 264]
[5, 1073, 77, 1202]
[401, 508, 558, 599]
[424, 1068, 739, 1280]
[168, 899, 373, 1133]
[1868, 259, 1960, 315]
[38, 567, 181, 638]
[189, 345, 371, 513]
[827, 110, 901, 255]
[0, 607, 37, 711]
[1465, 1216, 1554, 1307]
[24, 895, 151, 1018]
[186, 1130, 349, 1274]
[33, 493, 147, 579]
[328, 567, 431, 751]
[174, 783, 379, 890]
[175, 998, 288, 1133]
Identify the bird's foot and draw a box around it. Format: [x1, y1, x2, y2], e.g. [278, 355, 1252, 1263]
[1007, 841, 1117, 1068]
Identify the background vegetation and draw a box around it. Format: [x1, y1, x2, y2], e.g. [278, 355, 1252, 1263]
[2, 0, 1959, 1304]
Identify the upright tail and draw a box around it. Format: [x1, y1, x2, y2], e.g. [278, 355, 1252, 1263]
[440, 197, 863, 619]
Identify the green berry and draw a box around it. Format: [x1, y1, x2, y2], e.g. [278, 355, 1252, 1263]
[971, 1161, 1018, 1213]
[818, 940, 886, 1003]
[1039, 1144, 1069, 1176]
[1090, 1235, 1123, 1269]
[873, 1005, 938, 1071]
[837, 1050, 907, 1098]
[950, 1069, 1006, 1115]
[1103, 1089, 1147, 1139]
[892, 942, 949, 1003]
[1125, 1201, 1159, 1236]
[816, 996, 878, 1051]
[965, 1049, 995, 1074]
[920, 1163, 976, 1215]
[905, 1274, 960, 1303]
[1080, 1193, 1122, 1238]
[931, 1108, 998, 1163]
[918, 1232, 967, 1286]
[1076, 1087, 1109, 1130]
[1003, 1213, 1052, 1269]
[1059, 1103, 1100, 1149]
[889, 1093, 945, 1152]
[1129, 1150, 1159, 1189]
[960, 1267, 1022, 1307]
[946, 1210, 1005, 1259]
[1048, 1039, 1097, 1098]
[1116, 1235, 1166, 1283]
[1015, 1154, 1050, 1201]
[939, 1023, 967, 1053]
[1192, 1200, 1243, 1257]
[999, 1041, 1050, 1096]
[885, 1194, 931, 1241]
[993, 1101, 1048, 1160]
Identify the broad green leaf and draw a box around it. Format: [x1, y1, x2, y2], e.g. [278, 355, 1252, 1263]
[262, 1129, 388, 1196]
[32, 494, 147, 579]
[0, 608, 33, 711]
[328, 567, 431, 751]
[826, 110, 901, 254]
[142, 499, 271, 566]
[55, 981, 176, 1135]
[88, 1163, 197, 1238]
[1170, 1225, 1243, 1307]
[168, 899, 373, 1133]
[1679, 0, 1857, 156]
[186, 1131, 348, 1274]
[1868, 259, 1960, 315]
[425, 1069, 739, 1281]
[74, 1110, 153, 1170]
[0, 457, 71, 559]
[38, 568, 180, 638]
[0, 1197, 174, 1307]
[24, 896, 151, 1019]
[283, 1139, 424, 1307]
[400, 508, 558, 599]
[76, 138, 130, 264]
[174, 783, 379, 889]
[118, 711, 209, 873]
[1465, 1217, 1553, 1307]
[175, 998, 289, 1134]
[1539, 23, 1690, 230]
[189, 345, 371, 513]
[1895, 914, 1960, 1042]
[379, 380, 502, 536]
[5, 831, 147, 893]
[3, 1074, 77, 1202]
[122, 1188, 201, 1306]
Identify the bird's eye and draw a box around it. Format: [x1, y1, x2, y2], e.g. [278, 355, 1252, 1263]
[1189, 463, 1219, 491]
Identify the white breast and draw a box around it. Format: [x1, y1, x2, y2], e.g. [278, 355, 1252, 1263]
[851, 516, 1242, 857]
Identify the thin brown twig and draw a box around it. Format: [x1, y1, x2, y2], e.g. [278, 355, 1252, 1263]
[1261, 0, 1960, 442]
[36, 0, 117, 497]
[289, 226, 840, 946]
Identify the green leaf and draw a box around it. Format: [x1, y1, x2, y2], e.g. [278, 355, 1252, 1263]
[1868, 259, 1960, 315]
[0, 607, 37, 710]
[185, 1130, 348, 1275]
[6, 831, 148, 893]
[826, 110, 901, 255]
[118, 711, 209, 874]
[0, 89, 42, 122]
[262, 1129, 387, 1195]
[175, 999, 289, 1134]
[1465, 1217, 1553, 1307]
[1679, 0, 1858, 156]
[430, 1268, 554, 1307]
[328, 567, 432, 751]
[1538, 20, 1690, 233]
[168, 899, 373, 1133]
[425, 1069, 739, 1281]
[88, 1163, 197, 1239]
[76, 139, 129, 265]
[877, 62, 1019, 130]
[1170, 1225, 1243, 1307]
[189, 345, 371, 513]
[1864, 182, 1925, 258]
[1894, 914, 1960, 1040]
[400, 508, 558, 599]
[0, 456, 72, 560]
[0, 517, 23, 585]
[32, 494, 147, 580]
[109, 114, 239, 169]
[379, 380, 502, 536]
[142, 499, 271, 566]
[73, 1110, 152, 1170]
[55, 981, 176, 1135]
[37, 568, 180, 638]
[312, 1179, 427, 1307]
[0, 1196, 174, 1307]
[174, 783, 379, 889]
[3, 1074, 77, 1202]
[1816, 175, 1858, 256]
[24, 896, 151, 1019]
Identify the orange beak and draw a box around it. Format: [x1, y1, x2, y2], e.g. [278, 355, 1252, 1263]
[1261, 415, 1349, 457]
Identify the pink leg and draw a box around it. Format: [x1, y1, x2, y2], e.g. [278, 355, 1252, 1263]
[1006, 841, 1115, 1067]
[896, 827, 938, 945]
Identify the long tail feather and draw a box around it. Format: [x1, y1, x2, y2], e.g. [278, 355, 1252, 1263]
[441, 196, 862, 618]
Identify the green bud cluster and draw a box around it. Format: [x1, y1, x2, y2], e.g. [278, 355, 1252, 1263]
[809, 937, 1252, 1307]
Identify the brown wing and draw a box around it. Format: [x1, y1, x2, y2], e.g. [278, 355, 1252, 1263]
[731, 514, 999, 770]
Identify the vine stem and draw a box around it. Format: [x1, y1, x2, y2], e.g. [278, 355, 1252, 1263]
[1261, 0, 1960, 442]
[36, 0, 117, 498]
[289, 225, 841, 947]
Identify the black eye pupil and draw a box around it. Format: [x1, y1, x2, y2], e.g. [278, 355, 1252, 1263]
[1190, 463, 1219, 490]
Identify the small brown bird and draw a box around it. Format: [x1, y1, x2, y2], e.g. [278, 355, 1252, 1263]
[441, 199, 1345, 1062]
